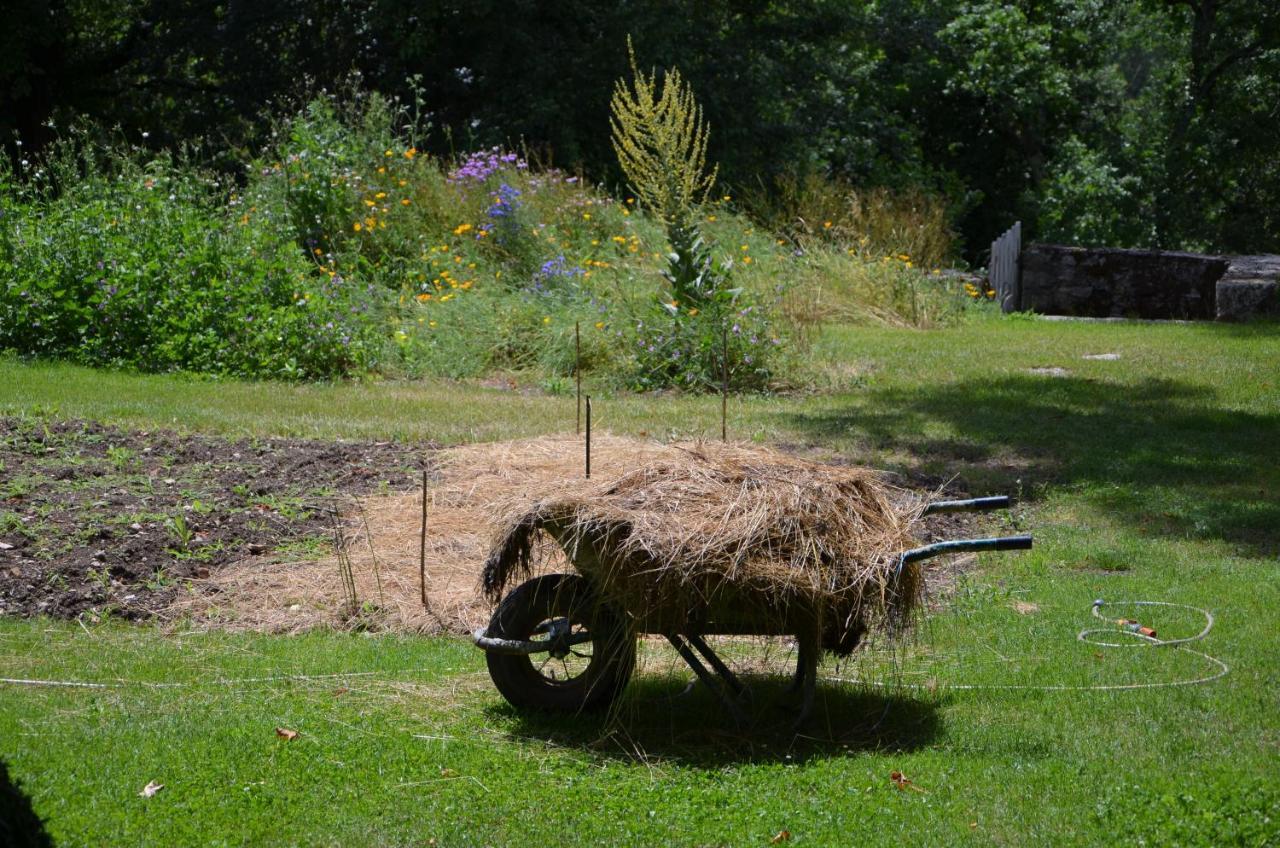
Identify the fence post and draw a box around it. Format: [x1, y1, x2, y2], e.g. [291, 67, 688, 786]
[989, 221, 1022, 313]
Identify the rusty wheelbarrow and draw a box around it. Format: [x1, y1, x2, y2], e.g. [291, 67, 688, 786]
[473, 495, 1031, 725]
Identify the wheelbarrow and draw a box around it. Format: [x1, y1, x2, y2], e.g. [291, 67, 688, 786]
[473, 495, 1031, 726]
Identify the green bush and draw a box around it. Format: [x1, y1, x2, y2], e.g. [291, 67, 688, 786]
[0, 137, 381, 379]
[1, 94, 975, 389]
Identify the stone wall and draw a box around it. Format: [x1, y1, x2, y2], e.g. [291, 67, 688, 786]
[1015, 244, 1280, 321]
[1217, 255, 1280, 321]
[1019, 245, 1227, 320]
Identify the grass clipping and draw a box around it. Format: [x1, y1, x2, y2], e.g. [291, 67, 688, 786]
[484, 439, 924, 647]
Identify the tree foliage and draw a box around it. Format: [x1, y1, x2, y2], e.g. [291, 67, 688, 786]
[4, 0, 1278, 257]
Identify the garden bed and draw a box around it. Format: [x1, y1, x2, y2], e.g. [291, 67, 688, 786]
[0, 420, 982, 632]
[0, 417, 430, 619]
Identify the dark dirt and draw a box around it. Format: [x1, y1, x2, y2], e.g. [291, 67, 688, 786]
[0, 417, 433, 620]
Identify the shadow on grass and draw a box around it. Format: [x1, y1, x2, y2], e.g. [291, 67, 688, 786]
[487, 674, 941, 766]
[784, 375, 1279, 556]
[0, 759, 53, 848]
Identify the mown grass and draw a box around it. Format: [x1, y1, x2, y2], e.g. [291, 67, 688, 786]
[2, 314, 1278, 845]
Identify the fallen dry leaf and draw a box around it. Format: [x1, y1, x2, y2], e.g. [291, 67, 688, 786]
[275, 727, 299, 741]
[770, 830, 791, 844]
[1012, 601, 1040, 615]
[890, 770, 927, 793]
[139, 780, 164, 798]
[332, 687, 349, 697]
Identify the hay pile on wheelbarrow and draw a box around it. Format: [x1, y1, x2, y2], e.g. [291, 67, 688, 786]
[478, 441, 939, 724]
[476, 439, 1030, 724]
[483, 441, 925, 644]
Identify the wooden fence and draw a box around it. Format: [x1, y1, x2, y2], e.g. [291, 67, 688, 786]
[989, 221, 1021, 313]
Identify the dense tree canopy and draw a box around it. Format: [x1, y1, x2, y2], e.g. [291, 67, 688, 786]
[4, 0, 1278, 257]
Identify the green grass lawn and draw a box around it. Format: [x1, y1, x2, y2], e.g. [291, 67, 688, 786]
[2, 315, 1278, 846]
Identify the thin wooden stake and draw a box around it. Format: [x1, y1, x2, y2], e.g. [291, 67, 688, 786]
[419, 468, 428, 609]
[585, 395, 592, 479]
[575, 321, 582, 435]
[721, 323, 729, 442]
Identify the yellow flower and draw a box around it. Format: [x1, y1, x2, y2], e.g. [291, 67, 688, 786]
[384, 149, 394, 157]
[823, 221, 832, 229]
[453, 223, 473, 236]
[429, 320, 437, 328]
[353, 222, 363, 231]
[543, 316, 551, 324]
[582, 212, 591, 220]
[626, 198, 635, 205]
[401, 198, 411, 206]
[740, 244, 749, 251]
[595, 321, 605, 329]
[688, 307, 699, 316]
[722, 195, 732, 202]
[404, 147, 417, 159]
[364, 200, 376, 207]
[591, 239, 600, 246]
[622, 209, 630, 216]
[415, 293, 431, 302]
[375, 192, 387, 199]
[707, 215, 717, 222]
[743, 256, 753, 265]
[377, 167, 386, 174]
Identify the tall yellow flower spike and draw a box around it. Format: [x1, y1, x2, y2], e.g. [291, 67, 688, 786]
[610, 36, 717, 230]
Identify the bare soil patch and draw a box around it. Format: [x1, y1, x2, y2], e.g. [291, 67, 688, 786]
[0, 417, 431, 619]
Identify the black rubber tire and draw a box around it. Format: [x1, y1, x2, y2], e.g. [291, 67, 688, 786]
[484, 574, 635, 713]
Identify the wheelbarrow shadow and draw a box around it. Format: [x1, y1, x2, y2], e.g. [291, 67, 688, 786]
[487, 673, 941, 766]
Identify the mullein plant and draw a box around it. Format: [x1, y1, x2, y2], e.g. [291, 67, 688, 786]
[611, 38, 773, 390]
[610, 38, 736, 312]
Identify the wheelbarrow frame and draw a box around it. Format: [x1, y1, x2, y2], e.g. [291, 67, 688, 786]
[474, 495, 1031, 726]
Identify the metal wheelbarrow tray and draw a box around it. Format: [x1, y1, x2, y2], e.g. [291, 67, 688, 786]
[474, 495, 1031, 726]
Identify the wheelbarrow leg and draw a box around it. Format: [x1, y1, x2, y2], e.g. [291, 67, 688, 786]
[792, 629, 819, 730]
[666, 634, 748, 726]
[786, 636, 814, 695]
[685, 634, 747, 699]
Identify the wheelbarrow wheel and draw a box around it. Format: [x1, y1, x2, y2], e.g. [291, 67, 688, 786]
[484, 573, 635, 713]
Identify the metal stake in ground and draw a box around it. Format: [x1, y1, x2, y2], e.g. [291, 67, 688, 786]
[575, 321, 582, 435]
[419, 468, 428, 609]
[585, 395, 592, 479]
[721, 323, 729, 442]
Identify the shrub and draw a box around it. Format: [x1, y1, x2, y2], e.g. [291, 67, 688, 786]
[0, 135, 380, 379]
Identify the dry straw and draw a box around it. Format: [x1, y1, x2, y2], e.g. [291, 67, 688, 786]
[485, 439, 926, 649]
[169, 433, 925, 644]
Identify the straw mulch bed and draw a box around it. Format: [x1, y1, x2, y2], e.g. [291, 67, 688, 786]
[169, 433, 929, 642]
[167, 434, 704, 633]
